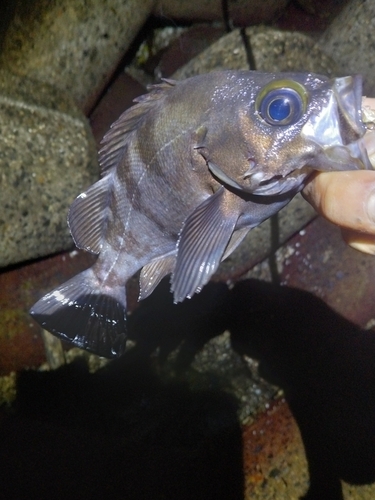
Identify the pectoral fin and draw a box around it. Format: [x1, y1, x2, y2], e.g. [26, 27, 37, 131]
[171, 187, 241, 303]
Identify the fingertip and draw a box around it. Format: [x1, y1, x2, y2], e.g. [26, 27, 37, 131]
[303, 171, 375, 234]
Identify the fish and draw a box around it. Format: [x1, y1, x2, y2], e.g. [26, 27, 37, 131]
[29, 70, 373, 358]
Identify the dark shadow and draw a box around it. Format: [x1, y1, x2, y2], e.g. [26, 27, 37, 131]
[127, 278, 231, 374]
[4, 276, 374, 500]
[0, 351, 243, 500]
[229, 279, 375, 500]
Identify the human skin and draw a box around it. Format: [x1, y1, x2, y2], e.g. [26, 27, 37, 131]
[302, 97, 375, 255]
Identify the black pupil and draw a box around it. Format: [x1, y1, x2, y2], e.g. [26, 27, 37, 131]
[268, 97, 291, 121]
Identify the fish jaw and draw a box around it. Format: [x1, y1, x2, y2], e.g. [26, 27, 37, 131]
[299, 75, 372, 172]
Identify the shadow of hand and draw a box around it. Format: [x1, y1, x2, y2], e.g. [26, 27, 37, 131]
[230, 279, 375, 500]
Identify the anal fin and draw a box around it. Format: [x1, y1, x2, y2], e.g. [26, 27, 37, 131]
[221, 227, 251, 261]
[139, 253, 176, 301]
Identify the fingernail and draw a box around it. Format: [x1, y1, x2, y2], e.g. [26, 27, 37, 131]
[363, 131, 375, 168]
[349, 240, 375, 255]
[341, 227, 375, 255]
[367, 191, 375, 224]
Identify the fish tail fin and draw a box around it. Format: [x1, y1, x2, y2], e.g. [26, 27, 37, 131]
[29, 268, 127, 358]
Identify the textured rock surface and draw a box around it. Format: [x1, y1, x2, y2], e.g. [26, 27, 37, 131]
[172, 26, 338, 78]
[0, 0, 154, 112]
[154, 0, 290, 25]
[0, 70, 98, 267]
[318, 0, 375, 97]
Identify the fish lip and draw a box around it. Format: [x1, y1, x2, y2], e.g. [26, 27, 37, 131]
[208, 159, 308, 196]
[209, 163, 309, 196]
[307, 135, 373, 172]
[333, 75, 366, 137]
[300, 74, 373, 173]
[248, 168, 310, 196]
[250, 134, 374, 196]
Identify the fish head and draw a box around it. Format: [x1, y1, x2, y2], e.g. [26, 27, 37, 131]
[198, 71, 373, 196]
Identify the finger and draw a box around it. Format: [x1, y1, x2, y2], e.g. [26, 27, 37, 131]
[302, 170, 375, 234]
[341, 227, 375, 255]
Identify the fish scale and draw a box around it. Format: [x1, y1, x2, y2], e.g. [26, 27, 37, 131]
[30, 70, 374, 358]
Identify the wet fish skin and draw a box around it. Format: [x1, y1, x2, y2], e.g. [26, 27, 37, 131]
[29, 70, 373, 358]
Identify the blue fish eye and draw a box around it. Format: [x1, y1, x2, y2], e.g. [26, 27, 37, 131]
[268, 97, 291, 121]
[258, 87, 305, 126]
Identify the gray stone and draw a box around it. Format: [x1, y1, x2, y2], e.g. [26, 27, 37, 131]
[154, 0, 290, 25]
[173, 27, 335, 274]
[0, 0, 154, 112]
[318, 0, 375, 97]
[217, 194, 316, 278]
[173, 26, 338, 78]
[0, 70, 98, 268]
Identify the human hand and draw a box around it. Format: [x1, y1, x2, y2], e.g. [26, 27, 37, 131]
[302, 97, 375, 255]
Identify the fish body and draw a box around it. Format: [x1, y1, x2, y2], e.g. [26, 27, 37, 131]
[30, 70, 372, 358]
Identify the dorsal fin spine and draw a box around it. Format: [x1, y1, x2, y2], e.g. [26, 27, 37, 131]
[98, 80, 176, 176]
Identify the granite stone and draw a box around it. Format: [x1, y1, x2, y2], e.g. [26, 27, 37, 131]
[172, 26, 338, 78]
[318, 0, 375, 97]
[154, 0, 290, 25]
[0, 70, 98, 268]
[0, 0, 154, 113]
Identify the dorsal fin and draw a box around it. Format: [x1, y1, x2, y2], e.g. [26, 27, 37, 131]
[98, 80, 176, 175]
[68, 175, 111, 254]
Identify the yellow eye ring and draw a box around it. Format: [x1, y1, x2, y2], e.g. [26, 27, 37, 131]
[255, 79, 308, 126]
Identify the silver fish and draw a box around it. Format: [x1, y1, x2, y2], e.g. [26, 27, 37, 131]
[30, 70, 373, 358]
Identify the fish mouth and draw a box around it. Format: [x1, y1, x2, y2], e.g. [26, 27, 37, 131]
[245, 134, 373, 196]
[242, 166, 312, 196]
[300, 74, 372, 171]
[208, 160, 310, 195]
[333, 75, 366, 138]
[208, 134, 374, 197]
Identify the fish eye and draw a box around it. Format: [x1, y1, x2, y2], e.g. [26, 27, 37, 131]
[256, 80, 308, 126]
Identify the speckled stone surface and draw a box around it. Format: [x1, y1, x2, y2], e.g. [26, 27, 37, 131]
[172, 26, 338, 78]
[0, 70, 98, 267]
[318, 0, 375, 97]
[0, 0, 154, 112]
[216, 194, 317, 281]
